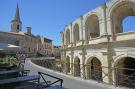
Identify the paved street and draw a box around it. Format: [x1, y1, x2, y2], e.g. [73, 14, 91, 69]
[24, 60, 127, 89]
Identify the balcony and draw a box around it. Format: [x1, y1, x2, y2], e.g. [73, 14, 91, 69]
[76, 40, 84, 46]
[115, 31, 135, 42]
[88, 36, 108, 45]
[67, 43, 72, 48]
[62, 43, 72, 49]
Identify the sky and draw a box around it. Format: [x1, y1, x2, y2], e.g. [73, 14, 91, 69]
[0, 0, 135, 45]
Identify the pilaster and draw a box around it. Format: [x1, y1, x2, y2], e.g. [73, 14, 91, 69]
[80, 48, 87, 79]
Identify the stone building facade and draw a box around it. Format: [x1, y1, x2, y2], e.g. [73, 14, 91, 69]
[0, 31, 24, 54]
[61, 0, 135, 86]
[40, 36, 52, 57]
[52, 45, 61, 58]
[0, 4, 52, 57]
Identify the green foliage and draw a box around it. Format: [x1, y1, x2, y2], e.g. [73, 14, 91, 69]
[0, 56, 19, 66]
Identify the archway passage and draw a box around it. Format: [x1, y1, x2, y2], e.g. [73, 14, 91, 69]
[86, 57, 102, 81]
[65, 56, 70, 74]
[111, 1, 135, 34]
[74, 57, 80, 77]
[85, 15, 100, 41]
[115, 57, 135, 88]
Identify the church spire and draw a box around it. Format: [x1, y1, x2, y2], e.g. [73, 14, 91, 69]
[14, 3, 21, 21]
[11, 3, 22, 33]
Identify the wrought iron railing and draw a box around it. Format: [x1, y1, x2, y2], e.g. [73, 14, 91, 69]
[38, 72, 63, 88]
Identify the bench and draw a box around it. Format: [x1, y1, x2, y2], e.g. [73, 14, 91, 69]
[0, 69, 20, 75]
[0, 69, 30, 78]
[0, 75, 39, 88]
[0, 69, 21, 79]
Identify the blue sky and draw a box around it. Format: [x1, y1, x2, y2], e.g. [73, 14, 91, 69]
[0, 0, 135, 45]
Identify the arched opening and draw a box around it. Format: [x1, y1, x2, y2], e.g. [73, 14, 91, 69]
[115, 57, 135, 88]
[74, 57, 80, 77]
[66, 29, 70, 45]
[17, 24, 19, 30]
[65, 56, 70, 73]
[122, 16, 135, 32]
[86, 57, 102, 81]
[85, 15, 100, 41]
[62, 34, 64, 44]
[111, 1, 135, 34]
[73, 24, 79, 43]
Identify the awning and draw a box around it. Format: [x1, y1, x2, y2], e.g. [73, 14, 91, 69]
[0, 43, 20, 49]
[0, 49, 4, 50]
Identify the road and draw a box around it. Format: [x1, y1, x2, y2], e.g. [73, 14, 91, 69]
[24, 60, 127, 89]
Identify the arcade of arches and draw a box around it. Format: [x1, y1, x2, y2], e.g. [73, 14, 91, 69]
[61, 0, 135, 88]
[64, 56, 135, 88]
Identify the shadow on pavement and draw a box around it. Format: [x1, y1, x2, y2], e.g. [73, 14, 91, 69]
[45, 85, 68, 89]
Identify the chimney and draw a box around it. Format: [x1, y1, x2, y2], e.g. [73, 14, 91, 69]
[26, 27, 31, 35]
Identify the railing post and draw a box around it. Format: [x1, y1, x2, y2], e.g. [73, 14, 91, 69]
[37, 72, 40, 89]
[60, 79, 63, 86]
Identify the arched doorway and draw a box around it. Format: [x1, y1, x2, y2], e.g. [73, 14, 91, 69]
[110, 1, 135, 34]
[73, 24, 80, 43]
[85, 15, 100, 41]
[65, 56, 70, 74]
[74, 57, 80, 77]
[115, 57, 135, 88]
[86, 57, 102, 81]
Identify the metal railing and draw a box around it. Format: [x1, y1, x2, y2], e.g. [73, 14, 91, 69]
[38, 72, 63, 88]
[115, 68, 135, 88]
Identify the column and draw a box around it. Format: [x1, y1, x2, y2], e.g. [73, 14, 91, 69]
[70, 50, 74, 75]
[101, 3, 108, 36]
[80, 49, 87, 79]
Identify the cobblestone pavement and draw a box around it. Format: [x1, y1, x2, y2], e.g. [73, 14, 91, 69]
[24, 60, 128, 89]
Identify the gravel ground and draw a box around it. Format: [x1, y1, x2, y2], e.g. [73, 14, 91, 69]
[24, 59, 129, 89]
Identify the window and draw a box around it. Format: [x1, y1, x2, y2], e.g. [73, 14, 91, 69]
[17, 25, 19, 30]
[29, 48, 30, 52]
[14, 40, 19, 46]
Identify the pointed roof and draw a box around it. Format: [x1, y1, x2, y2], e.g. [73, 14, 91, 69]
[13, 3, 21, 21]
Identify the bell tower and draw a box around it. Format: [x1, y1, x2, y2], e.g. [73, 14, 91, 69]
[11, 4, 22, 33]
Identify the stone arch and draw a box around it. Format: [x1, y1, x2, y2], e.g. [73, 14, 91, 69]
[85, 14, 100, 41]
[74, 57, 81, 77]
[65, 29, 70, 45]
[84, 12, 102, 24]
[65, 56, 70, 73]
[109, 0, 135, 34]
[86, 57, 102, 81]
[73, 23, 80, 43]
[114, 54, 135, 88]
